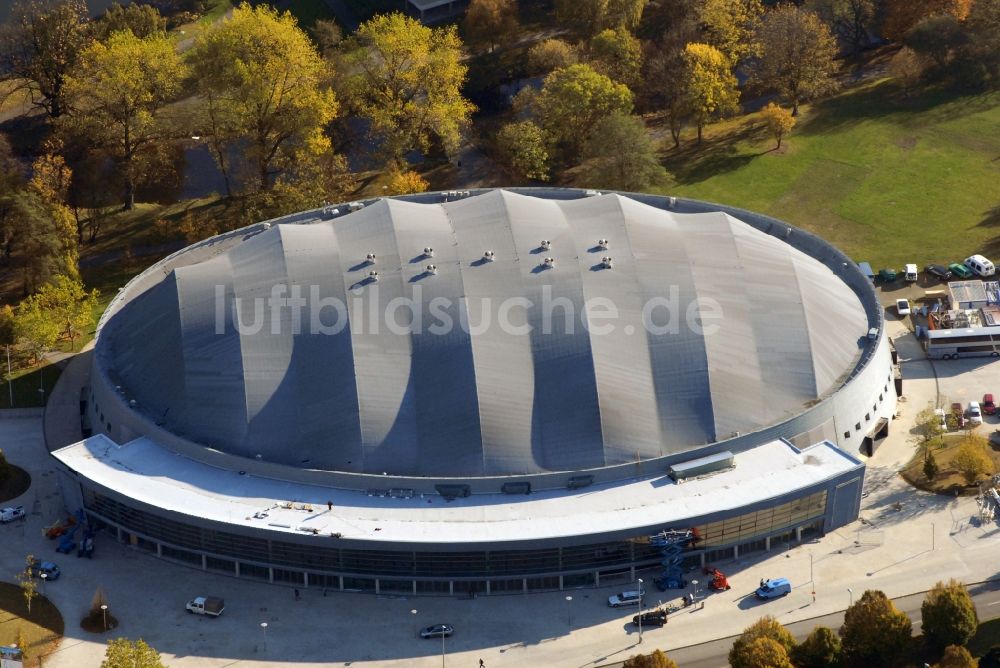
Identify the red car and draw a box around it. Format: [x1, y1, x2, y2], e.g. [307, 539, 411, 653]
[984, 394, 996, 415]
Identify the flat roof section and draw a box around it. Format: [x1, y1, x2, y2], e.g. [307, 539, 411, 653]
[53, 435, 862, 547]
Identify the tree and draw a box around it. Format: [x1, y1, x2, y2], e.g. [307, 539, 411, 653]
[682, 43, 739, 143]
[644, 33, 696, 147]
[840, 589, 912, 667]
[588, 28, 643, 89]
[915, 405, 945, 448]
[729, 616, 797, 668]
[15, 627, 28, 661]
[94, 3, 167, 41]
[807, 0, 875, 57]
[922, 580, 978, 653]
[0, 187, 78, 295]
[698, 0, 764, 66]
[752, 5, 838, 116]
[554, 0, 648, 35]
[574, 113, 667, 191]
[905, 14, 967, 71]
[883, 0, 973, 42]
[384, 169, 429, 195]
[15, 289, 61, 364]
[101, 638, 166, 668]
[343, 13, 474, 166]
[924, 449, 940, 481]
[33, 274, 98, 350]
[309, 19, 342, 59]
[192, 4, 339, 196]
[965, 0, 1000, 84]
[937, 645, 977, 668]
[18, 555, 38, 615]
[606, 0, 649, 32]
[63, 30, 184, 210]
[532, 64, 633, 158]
[527, 39, 578, 75]
[952, 434, 994, 484]
[496, 121, 550, 181]
[0, 0, 92, 119]
[463, 0, 518, 54]
[623, 649, 678, 668]
[792, 626, 842, 668]
[760, 102, 795, 149]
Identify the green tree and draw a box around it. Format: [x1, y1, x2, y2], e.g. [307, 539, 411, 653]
[533, 64, 633, 159]
[953, 435, 994, 484]
[729, 616, 797, 668]
[965, 0, 1000, 83]
[915, 405, 945, 448]
[15, 289, 61, 364]
[555, 0, 648, 35]
[1, 187, 78, 295]
[0, 0, 93, 119]
[101, 638, 166, 668]
[526, 39, 578, 75]
[192, 3, 339, 196]
[937, 645, 977, 668]
[17, 555, 38, 614]
[922, 579, 978, 653]
[904, 14, 966, 71]
[924, 449, 940, 481]
[643, 34, 695, 147]
[883, 0, 972, 42]
[606, 0, 649, 32]
[622, 649, 678, 668]
[64, 30, 184, 210]
[752, 5, 838, 116]
[682, 43, 739, 143]
[496, 121, 550, 181]
[574, 113, 667, 191]
[840, 589, 912, 667]
[343, 13, 474, 166]
[15, 627, 28, 661]
[463, 0, 518, 54]
[34, 274, 98, 350]
[94, 3, 167, 41]
[807, 0, 875, 57]
[792, 626, 842, 668]
[699, 0, 764, 66]
[588, 28, 643, 89]
[760, 102, 795, 149]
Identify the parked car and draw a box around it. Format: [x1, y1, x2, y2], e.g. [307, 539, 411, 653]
[968, 401, 983, 425]
[925, 264, 952, 281]
[965, 254, 996, 277]
[0, 505, 25, 523]
[185, 596, 225, 617]
[755, 578, 792, 600]
[632, 610, 668, 627]
[984, 394, 996, 415]
[904, 264, 918, 282]
[420, 624, 454, 639]
[949, 263, 975, 279]
[28, 559, 60, 581]
[879, 268, 897, 282]
[608, 589, 644, 607]
[895, 299, 911, 316]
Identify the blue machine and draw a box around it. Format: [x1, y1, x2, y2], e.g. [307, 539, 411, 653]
[649, 529, 698, 590]
[56, 508, 87, 554]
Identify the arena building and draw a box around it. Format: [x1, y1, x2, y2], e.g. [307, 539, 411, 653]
[52, 188, 897, 595]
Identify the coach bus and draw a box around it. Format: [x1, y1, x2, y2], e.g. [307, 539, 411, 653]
[925, 327, 1000, 359]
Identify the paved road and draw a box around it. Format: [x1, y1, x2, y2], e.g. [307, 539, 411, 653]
[601, 581, 1000, 668]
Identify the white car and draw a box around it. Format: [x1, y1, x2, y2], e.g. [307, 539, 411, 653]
[895, 299, 911, 316]
[968, 401, 983, 425]
[0, 506, 25, 523]
[934, 407, 947, 430]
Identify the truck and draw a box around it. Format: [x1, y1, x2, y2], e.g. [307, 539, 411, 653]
[0, 506, 25, 523]
[185, 596, 225, 617]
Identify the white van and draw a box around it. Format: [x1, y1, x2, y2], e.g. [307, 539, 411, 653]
[608, 589, 644, 607]
[964, 255, 995, 277]
[904, 264, 918, 282]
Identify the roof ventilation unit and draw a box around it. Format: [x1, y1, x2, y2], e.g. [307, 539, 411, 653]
[423, 247, 434, 257]
[601, 256, 613, 269]
[585, 189, 602, 197]
[347, 201, 364, 212]
[368, 271, 379, 282]
[540, 240, 552, 250]
[426, 264, 437, 275]
[483, 250, 495, 262]
[261, 222, 271, 230]
[543, 257, 555, 268]
[598, 238, 609, 250]
[365, 253, 376, 264]
[667, 196, 677, 208]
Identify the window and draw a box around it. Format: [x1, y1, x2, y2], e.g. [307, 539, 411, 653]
[855, 423, 861, 431]
[879, 393, 883, 402]
[865, 413, 871, 422]
[843, 431, 850, 439]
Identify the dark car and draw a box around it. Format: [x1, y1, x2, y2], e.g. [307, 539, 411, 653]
[28, 559, 60, 580]
[949, 263, 975, 279]
[632, 610, 668, 627]
[925, 264, 952, 281]
[420, 624, 454, 639]
[984, 393, 996, 415]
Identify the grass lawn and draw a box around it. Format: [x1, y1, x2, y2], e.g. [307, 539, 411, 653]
[658, 80, 1000, 268]
[0, 581, 64, 662]
[900, 432, 1000, 495]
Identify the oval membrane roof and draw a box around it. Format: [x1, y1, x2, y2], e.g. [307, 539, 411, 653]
[103, 189, 867, 476]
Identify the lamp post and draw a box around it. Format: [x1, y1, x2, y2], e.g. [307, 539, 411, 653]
[691, 579, 699, 606]
[565, 595, 573, 627]
[637, 578, 644, 644]
[411, 608, 418, 637]
[847, 588, 853, 607]
[441, 626, 446, 668]
[101, 604, 108, 631]
[260, 622, 268, 653]
[40, 572, 47, 597]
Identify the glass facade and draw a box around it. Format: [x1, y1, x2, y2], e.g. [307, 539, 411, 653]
[81, 485, 830, 595]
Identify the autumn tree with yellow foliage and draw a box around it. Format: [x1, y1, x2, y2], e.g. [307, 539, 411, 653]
[682, 43, 739, 143]
[760, 103, 795, 149]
